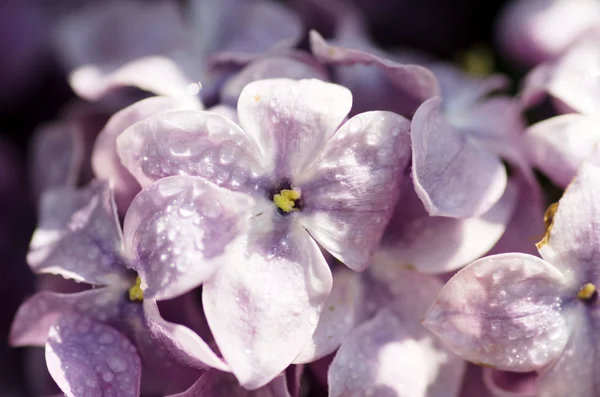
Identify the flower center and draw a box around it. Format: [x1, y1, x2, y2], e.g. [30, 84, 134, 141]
[273, 188, 302, 214]
[128, 276, 144, 302]
[577, 282, 597, 301]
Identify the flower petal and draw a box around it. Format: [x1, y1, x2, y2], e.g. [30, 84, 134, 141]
[27, 181, 126, 285]
[10, 288, 125, 347]
[378, 175, 518, 274]
[294, 267, 363, 363]
[136, 300, 229, 373]
[310, 30, 438, 117]
[220, 52, 328, 107]
[237, 78, 352, 179]
[93, 95, 201, 212]
[167, 369, 291, 397]
[124, 175, 253, 300]
[117, 110, 265, 192]
[538, 152, 600, 283]
[535, 308, 599, 397]
[411, 96, 507, 218]
[69, 55, 200, 103]
[328, 310, 430, 397]
[423, 253, 569, 371]
[300, 111, 411, 271]
[546, 34, 600, 116]
[45, 313, 141, 397]
[525, 114, 600, 188]
[202, 223, 332, 389]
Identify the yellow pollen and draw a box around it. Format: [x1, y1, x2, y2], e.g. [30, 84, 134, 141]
[273, 189, 301, 213]
[128, 276, 144, 302]
[577, 283, 597, 301]
[254, 94, 260, 101]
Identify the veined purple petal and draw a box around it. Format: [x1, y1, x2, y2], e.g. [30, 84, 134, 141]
[424, 253, 570, 371]
[45, 313, 141, 397]
[203, 222, 332, 389]
[411, 96, 507, 218]
[117, 109, 265, 193]
[93, 95, 201, 212]
[237, 78, 352, 180]
[378, 176, 518, 274]
[27, 181, 126, 286]
[310, 30, 438, 117]
[300, 111, 411, 271]
[123, 176, 253, 300]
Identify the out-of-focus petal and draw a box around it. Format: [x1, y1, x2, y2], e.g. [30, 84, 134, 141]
[45, 313, 141, 397]
[294, 267, 362, 363]
[378, 176, 518, 274]
[54, 0, 187, 71]
[30, 122, 82, 196]
[411, 96, 507, 218]
[123, 176, 253, 300]
[203, 223, 332, 389]
[117, 110, 264, 193]
[93, 95, 201, 212]
[310, 30, 438, 117]
[496, 0, 600, 67]
[27, 181, 126, 285]
[328, 310, 429, 397]
[70, 56, 200, 102]
[537, 151, 600, 283]
[300, 111, 411, 271]
[237, 78, 352, 179]
[220, 52, 328, 107]
[525, 114, 600, 188]
[423, 253, 569, 371]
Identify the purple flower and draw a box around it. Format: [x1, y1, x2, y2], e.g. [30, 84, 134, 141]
[423, 152, 600, 396]
[496, 0, 600, 67]
[115, 78, 412, 388]
[522, 32, 600, 188]
[296, 263, 465, 396]
[11, 181, 228, 395]
[59, 0, 302, 103]
[411, 64, 526, 218]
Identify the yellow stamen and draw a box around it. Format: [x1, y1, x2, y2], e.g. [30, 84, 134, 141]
[458, 45, 495, 76]
[273, 189, 301, 213]
[577, 283, 597, 301]
[128, 276, 144, 302]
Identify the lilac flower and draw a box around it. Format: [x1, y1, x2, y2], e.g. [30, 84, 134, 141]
[115, 78, 412, 388]
[496, 0, 600, 67]
[423, 152, 600, 396]
[295, 263, 465, 397]
[11, 181, 229, 395]
[411, 64, 527, 218]
[59, 0, 302, 104]
[521, 32, 600, 188]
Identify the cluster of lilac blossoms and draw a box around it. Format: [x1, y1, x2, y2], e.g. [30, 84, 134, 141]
[7, 0, 600, 396]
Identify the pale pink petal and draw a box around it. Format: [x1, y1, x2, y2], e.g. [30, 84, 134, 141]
[117, 110, 265, 193]
[237, 78, 352, 178]
[411, 96, 507, 218]
[483, 368, 537, 397]
[92, 95, 201, 212]
[525, 114, 600, 188]
[123, 175, 253, 300]
[300, 111, 411, 271]
[203, 222, 332, 389]
[45, 313, 141, 397]
[423, 253, 570, 371]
